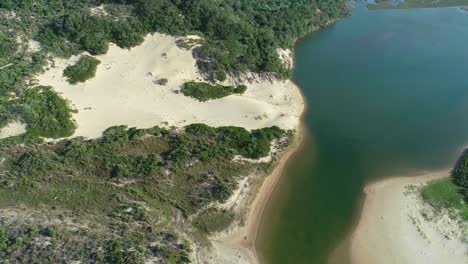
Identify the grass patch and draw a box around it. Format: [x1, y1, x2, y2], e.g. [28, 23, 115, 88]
[421, 178, 468, 220]
[193, 208, 234, 234]
[181, 82, 247, 102]
[368, 0, 468, 10]
[63, 55, 101, 85]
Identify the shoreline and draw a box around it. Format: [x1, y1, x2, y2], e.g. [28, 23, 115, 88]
[198, 81, 307, 264]
[203, 19, 339, 264]
[349, 170, 468, 264]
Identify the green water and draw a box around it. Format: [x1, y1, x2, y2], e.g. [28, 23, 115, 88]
[257, 5, 468, 264]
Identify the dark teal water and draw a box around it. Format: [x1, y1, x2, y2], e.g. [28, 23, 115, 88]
[257, 5, 468, 264]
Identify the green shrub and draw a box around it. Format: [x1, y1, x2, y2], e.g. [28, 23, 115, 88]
[63, 55, 101, 84]
[421, 178, 468, 220]
[18, 86, 76, 138]
[181, 82, 247, 102]
[193, 208, 234, 233]
[453, 150, 468, 198]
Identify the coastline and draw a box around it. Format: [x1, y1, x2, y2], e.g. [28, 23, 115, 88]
[200, 19, 340, 264]
[350, 170, 468, 264]
[197, 81, 307, 264]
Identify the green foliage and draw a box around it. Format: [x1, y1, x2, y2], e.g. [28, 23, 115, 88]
[181, 82, 247, 102]
[0, 124, 281, 213]
[17, 86, 76, 138]
[63, 55, 101, 84]
[42, 227, 57, 238]
[453, 150, 468, 195]
[193, 208, 234, 233]
[0, 124, 269, 262]
[421, 178, 468, 220]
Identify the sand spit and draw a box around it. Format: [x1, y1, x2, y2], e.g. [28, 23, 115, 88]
[351, 171, 468, 264]
[36, 33, 303, 139]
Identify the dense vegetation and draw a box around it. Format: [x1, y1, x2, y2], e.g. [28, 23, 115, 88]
[0, 124, 288, 262]
[452, 149, 468, 201]
[181, 82, 247, 102]
[63, 55, 101, 84]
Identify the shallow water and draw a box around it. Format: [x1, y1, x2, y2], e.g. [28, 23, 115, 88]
[257, 5, 468, 264]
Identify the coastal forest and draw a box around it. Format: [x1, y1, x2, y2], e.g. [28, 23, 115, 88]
[0, 0, 346, 263]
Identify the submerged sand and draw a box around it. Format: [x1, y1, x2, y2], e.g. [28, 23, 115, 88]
[351, 171, 468, 264]
[36, 33, 303, 139]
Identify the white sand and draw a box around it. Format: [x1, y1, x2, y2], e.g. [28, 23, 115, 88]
[351, 171, 468, 264]
[27, 39, 42, 53]
[0, 121, 26, 139]
[35, 33, 303, 139]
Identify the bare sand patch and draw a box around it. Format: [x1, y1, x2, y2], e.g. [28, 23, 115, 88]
[0, 121, 26, 139]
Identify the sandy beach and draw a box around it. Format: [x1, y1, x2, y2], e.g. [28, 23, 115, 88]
[36, 33, 303, 139]
[351, 171, 468, 264]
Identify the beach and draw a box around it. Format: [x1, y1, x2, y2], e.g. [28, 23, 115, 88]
[350, 171, 468, 264]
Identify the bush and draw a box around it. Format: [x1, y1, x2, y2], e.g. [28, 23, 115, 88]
[453, 150, 468, 191]
[181, 82, 247, 102]
[421, 178, 468, 220]
[193, 208, 234, 233]
[63, 55, 101, 84]
[17, 86, 76, 138]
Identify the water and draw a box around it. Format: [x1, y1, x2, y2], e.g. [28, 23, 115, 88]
[257, 5, 468, 264]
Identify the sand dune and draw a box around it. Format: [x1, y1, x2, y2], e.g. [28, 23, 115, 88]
[36, 33, 303, 139]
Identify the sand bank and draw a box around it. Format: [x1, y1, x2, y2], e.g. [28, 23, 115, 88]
[36, 33, 303, 139]
[351, 171, 468, 264]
